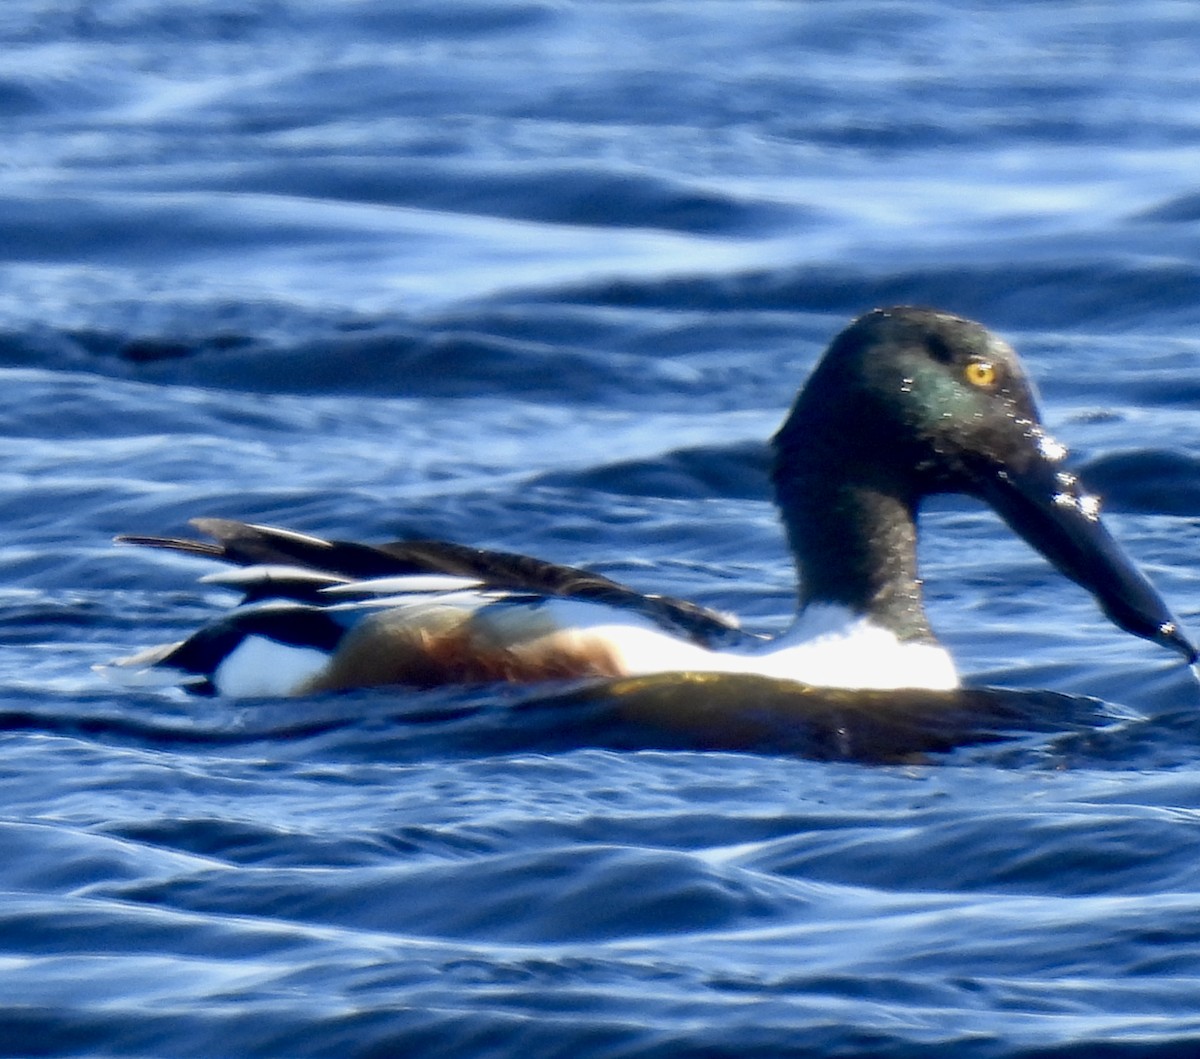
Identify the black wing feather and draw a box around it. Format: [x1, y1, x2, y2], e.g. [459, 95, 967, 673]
[118, 518, 746, 647]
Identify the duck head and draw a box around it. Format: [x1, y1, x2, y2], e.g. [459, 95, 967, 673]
[772, 306, 1195, 663]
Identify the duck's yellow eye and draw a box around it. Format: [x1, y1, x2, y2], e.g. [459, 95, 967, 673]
[964, 360, 996, 388]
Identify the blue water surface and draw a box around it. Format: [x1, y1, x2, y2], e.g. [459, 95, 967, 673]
[4, 1, 1200, 1056]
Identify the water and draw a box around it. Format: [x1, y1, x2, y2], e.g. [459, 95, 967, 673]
[4, 1, 1200, 1055]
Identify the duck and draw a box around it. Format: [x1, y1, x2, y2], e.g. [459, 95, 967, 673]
[103, 306, 1196, 698]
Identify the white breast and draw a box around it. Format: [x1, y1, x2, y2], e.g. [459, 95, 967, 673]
[477, 599, 959, 691]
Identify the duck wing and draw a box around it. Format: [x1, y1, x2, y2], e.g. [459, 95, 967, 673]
[119, 517, 745, 647]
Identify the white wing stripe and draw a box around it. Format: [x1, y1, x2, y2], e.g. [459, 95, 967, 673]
[319, 575, 485, 596]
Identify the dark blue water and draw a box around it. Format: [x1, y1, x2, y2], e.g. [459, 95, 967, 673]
[5, 2, 1200, 1055]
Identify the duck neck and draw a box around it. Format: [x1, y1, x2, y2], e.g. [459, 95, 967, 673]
[772, 462, 935, 643]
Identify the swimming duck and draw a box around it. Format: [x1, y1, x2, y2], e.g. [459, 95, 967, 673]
[105, 307, 1196, 697]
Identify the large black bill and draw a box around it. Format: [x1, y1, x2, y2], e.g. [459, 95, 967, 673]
[975, 447, 1196, 664]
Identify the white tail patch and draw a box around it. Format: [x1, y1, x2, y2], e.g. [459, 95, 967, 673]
[212, 635, 333, 697]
